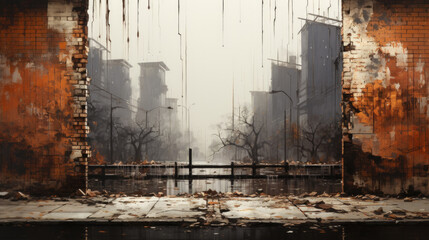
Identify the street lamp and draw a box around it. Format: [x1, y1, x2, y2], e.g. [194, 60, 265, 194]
[144, 106, 173, 159]
[145, 106, 174, 129]
[269, 90, 293, 171]
[110, 104, 131, 164]
[178, 103, 195, 149]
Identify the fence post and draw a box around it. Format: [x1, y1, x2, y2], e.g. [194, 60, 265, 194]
[174, 162, 178, 179]
[189, 148, 192, 179]
[101, 165, 106, 187]
[284, 162, 289, 175]
[101, 166, 106, 178]
[252, 163, 256, 177]
[231, 162, 234, 179]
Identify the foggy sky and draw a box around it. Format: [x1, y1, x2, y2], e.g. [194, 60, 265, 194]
[88, 0, 341, 160]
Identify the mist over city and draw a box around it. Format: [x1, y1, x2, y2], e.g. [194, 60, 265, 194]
[87, 0, 341, 164]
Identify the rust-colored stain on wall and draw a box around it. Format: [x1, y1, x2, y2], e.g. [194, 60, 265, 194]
[343, 0, 429, 195]
[0, 0, 89, 194]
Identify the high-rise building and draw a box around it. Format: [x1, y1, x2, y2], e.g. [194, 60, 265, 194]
[269, 58, 302, 162]
[270, 58, 301, 134]
[298, 17, 342, 162]
[136, 61, 169, 126]
[299, 20, 342, 125]
[87, 39, 133, 163]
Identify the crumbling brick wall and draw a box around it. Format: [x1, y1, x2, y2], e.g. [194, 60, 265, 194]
[0, 0, 89, 195]
[342, 0, 429, 195]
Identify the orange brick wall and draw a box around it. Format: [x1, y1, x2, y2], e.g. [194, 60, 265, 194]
[342, 0, 429, 195]
[0, 0, 89, 195]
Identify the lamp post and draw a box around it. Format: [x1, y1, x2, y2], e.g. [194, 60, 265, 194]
[110, 102, 130, 164]
[270, 90, 293, 171]
[144, 106, 173, 160]
[178, 103, 195, 149]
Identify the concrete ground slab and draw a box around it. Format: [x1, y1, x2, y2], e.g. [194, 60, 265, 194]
[51, 203, 104, 213]
[90, 197, 159, 219]
[303, 197, 344, 205]
[0, 211, 49, 219]
[145, 197, 205, 219]
[41, 212, 93, 220]
[221, 198, 306, 220]
[304, 211, 370, 220]
[0, 197, 428, 224]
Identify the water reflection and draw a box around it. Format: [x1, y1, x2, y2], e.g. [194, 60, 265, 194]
[1, 224, 429, 240]
[89, 177, 341, 195]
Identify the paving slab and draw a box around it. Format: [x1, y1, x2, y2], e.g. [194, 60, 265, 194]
[41, 212, 94, 220]
[145, 197, 205, 219]
[90, 197, 159, 219]
[388, 200, 429, 213]
[221, 198, 306, 220]
[0, 202, 65, 219]
[303, 197, 344, 205]
[304, 211, 370, 220]
[51, 203, 104, 213]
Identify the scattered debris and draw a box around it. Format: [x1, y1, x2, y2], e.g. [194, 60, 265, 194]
[12, 192, 29, 201]
[76, 189, 86, 196]
[86, 189, 100, 197]
[315, 203, 333, 210]
[404, 197, 413, 202]
[308, 192, 318, 197]
[0, 192, 8, 198]
[339, 192, 348, 197]
[391, 209, 406, 215]
[373, 207, 384, 215]
[318, 192, 330, 197]
[292, 199, 309, 205]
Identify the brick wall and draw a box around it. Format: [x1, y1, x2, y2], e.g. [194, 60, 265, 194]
[0, 0, 89, 195]
[342, 0, 429, 195]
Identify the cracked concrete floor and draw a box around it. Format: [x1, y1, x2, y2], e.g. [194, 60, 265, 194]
[0, 196, 428, 224]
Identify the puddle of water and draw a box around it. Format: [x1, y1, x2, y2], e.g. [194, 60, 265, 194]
[1, 224, 428, 240]
[89, 177, 341, 195]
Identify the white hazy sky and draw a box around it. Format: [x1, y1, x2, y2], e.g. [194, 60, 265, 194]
[88, 0, 341, 157]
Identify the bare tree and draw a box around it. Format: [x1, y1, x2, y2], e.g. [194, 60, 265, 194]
[117, 122, 157, 162]
[320, 119, 342, 163]
[214, 108, 269, 164]
[87, 101, 110, 163]
[298, 120, 336, 163]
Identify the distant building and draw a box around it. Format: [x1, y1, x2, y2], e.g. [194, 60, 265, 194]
[298, 18, 342, 162]
[270, 57, 301, 134]
[268, 57, 302, 162]
[299, 20, 342, 125]
[87, 39, 132, 117]
[136, 61, 169, 126]
[106, 59, 133, 124]
[87, 39, 108, 90]
[87, 39, 133, 163]
[250, 91, 272, 161]
[251, 91, 272, 129]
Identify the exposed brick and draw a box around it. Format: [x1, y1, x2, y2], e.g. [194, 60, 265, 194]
[342, 0, 429, 195]
[0, 0, 89, 195]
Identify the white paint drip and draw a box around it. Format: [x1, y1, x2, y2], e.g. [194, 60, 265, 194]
[11, 67, 22, 83]
[381, 42, 409, 69]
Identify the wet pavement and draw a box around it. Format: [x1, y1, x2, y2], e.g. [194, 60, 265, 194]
[0, 195, 428, 225]
[89, 177, 341, 196]
[1, 224, 429, 240]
